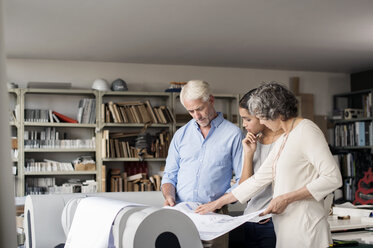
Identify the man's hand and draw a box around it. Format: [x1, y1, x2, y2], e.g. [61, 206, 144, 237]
[164, 196, 176, 207]
[162, 183, 176, 207]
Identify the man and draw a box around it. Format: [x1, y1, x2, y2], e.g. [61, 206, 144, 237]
[161, 80, 243, 248]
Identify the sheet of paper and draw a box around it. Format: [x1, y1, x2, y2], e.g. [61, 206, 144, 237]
[165, 202, 271, 241]
[65, 197, 143, 248]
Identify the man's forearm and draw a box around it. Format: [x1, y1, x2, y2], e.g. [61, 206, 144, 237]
[162, 183, 176, 199]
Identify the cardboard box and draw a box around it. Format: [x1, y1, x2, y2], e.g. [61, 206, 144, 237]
[11, 137, 18, 149]
[75, 163, 96, 171]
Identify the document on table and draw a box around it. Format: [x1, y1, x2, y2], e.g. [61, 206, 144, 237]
[65, 197, 144, 248]
[164, 202, 271, 241]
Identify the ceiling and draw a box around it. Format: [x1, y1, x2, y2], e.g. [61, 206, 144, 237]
[3, 0, 373, 73]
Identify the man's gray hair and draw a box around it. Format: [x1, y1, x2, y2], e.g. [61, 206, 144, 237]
[248, 82, 298, 121]
[180, 80, 211, 107]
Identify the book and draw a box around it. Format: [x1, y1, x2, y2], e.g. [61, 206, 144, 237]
[119, 107, 129, 123]
[130, 106, 141, 123]
[153, 107, 163, 123]
[113, 103, 123, 123]
[153, 174, 161, 191]
[52, 111, 78, 123]
[49, 110, 54, 123]
[125, 106, 136, 123]
[122, 172, 128, 192]
[107, 102, 119, 123]
[144, 100, 158, 124]
[127, 173, 144, 181]
[149, 176, 156, 191]
[89, 99, 96, 124]
[77, 99, 84, 123]
[160, 106, 173, 123]
[355, 122, 365, 146]
[104, 104, 111, 123]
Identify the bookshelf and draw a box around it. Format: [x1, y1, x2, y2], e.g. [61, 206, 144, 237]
[20, 89, 99, 196]
[331, 89, 373, 203]
[8, 89, 21, 196]
[9, 89, 241, 196]
[97, 91, 173, 193]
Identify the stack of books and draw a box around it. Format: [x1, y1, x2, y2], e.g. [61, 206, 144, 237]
[109, 170, 162, 192]
[102, 101, 174, 124]
[101, 130, 171, 158]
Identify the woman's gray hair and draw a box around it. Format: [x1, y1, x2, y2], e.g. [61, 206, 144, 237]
[248, 82, 298, 121]
[180, 80, 211, 107]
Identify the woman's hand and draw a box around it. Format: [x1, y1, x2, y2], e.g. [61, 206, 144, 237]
[194, 200, 220, 214]
[260, 194, 290, 216]
[242, 132, 259, 154]
[195, 193, 237, 214]
[260, 187, 313, 216]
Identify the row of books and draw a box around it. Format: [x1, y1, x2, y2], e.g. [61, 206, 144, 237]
[334, 121, 373, 147]
[334, 151, 371, 202]
[24, 109, 81, 123]
[102, 162, 151, 192]
[123, 162, 149, 176]
[150, 131, 171, 158]
[77, 98, 96, 124]
[25, 178, 97, 195]
[25, 177, 55, 195]
[101, 130, 170, 158]
[24, 138, 95, 149]
[102, 101, 175, 124]
[25, 128, 63, 141]
[25, 159, 74, 172]
[334, 153, 356, 177]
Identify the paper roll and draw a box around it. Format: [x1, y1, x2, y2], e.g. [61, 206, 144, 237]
[64, 197, 144, 248]
[61, 197, 86, 237]
[24, 194, 72, 248]
[112, 206, 148, 248]
[122, 207, 203, 248]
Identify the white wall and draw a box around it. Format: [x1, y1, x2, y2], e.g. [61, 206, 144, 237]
[0, 0, 17, 246]
[6, 59, 350, 115]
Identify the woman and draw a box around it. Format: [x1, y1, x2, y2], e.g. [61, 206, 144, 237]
[237, 89, 283, 248]
[196, 82, 342, 248]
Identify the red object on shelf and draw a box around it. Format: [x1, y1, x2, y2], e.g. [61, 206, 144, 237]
[353, 168, 373, 205]
[52, 111, 78, 123]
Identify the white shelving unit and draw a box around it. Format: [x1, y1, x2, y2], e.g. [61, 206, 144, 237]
[20, 88, 99, 196]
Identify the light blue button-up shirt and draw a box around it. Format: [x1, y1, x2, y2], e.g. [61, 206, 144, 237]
[161, 112, 243, 204]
